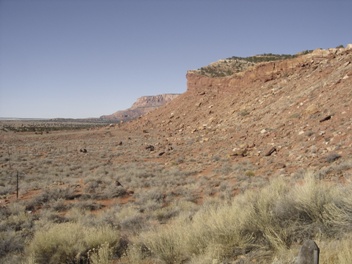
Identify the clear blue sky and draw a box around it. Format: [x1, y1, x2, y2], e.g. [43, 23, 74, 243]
[0, 0, 351, 118]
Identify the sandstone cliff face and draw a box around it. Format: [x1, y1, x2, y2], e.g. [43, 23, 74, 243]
[186, 45, 352, 94]
[186, 55, 308, 94]
[100, 94, 179, 122]
[130, 94, 180, 109]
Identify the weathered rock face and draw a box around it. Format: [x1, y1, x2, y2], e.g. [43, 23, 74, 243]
[186, 55, 306, 94]
[186, 45, 351, 95]
[130, 94, 180, 109]
[100, 94, 179, 122]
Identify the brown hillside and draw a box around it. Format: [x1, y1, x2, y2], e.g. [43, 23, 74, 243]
[125, 45, 352, 179]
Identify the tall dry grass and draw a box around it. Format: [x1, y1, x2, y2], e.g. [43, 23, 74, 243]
[26, 222, 119, 264]
[129, 173, 352, 263]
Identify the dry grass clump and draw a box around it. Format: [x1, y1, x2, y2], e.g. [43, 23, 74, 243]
[129, 173, 352, 263]
[0, 203, 36, 263]
[65, 205, 147, 236]
[26, 222, 119, 264]
[0, 231, 26, 263]
[23, 187, 77, 211]
[87, 242, 112, 264]
[319, 235, 352, 264]
[83, 177, 128, 199]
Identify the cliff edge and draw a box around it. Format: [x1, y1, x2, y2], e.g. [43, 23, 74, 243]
[100, 94, 180, 122]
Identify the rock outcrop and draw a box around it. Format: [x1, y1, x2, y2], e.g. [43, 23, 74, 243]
[100, 94, 180, 122]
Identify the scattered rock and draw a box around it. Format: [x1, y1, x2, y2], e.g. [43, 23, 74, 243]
[231, 144, 255, 157]
[145, 145, 155, 151]
[231, 148, 249, 157]
[265, 147, 277, 156]
[319, 115, 332, 122]
[115, 180, 123, 187]
[296, 240, 319, 264]
[325, 153, 341, 163]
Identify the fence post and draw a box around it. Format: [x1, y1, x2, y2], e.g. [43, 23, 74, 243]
[296, 239, 319, 264]
[16, 171, 19, 199]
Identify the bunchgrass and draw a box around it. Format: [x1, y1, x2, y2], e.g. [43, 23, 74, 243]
[26, 222, 119, 264]
[130, 173, 352, 263]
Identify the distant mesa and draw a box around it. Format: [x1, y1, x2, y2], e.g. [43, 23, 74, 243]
[100, 94, 180, 122]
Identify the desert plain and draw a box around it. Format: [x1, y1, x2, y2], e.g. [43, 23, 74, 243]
[1, 45, 352, 263]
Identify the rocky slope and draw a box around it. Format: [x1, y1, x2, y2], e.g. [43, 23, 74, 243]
[100, 94, 179, 122]
[125, 45, 352, 179]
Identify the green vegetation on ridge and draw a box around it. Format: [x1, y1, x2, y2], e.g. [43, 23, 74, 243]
[195, 52, 313, 77]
